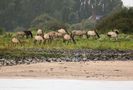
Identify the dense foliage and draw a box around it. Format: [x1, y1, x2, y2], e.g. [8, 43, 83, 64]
[96, 7, 133, 33]
[0, 0, 122, 31]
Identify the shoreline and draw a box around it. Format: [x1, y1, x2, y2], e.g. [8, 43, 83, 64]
[0, 61, 133, 81]
[0, 49, 133, 66]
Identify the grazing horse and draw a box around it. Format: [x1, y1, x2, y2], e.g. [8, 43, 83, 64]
[44, 33, 53, 44]
[16, 31, 33, 39]
[16, 31, 25, 38]
[72, 30, 87, 38]
[34, 35, 44, 44]
[63, 33, 76, 44]
[23, 31, 33, 38]
[46, 31, 57, 39]
[11, 37, 22, 46]
[37, 29, 44, 36]
[58, 28, 66, 35]
[87, 30, 100, 39]
[107, 29, 119, 40]
[55, 32, 64, 38]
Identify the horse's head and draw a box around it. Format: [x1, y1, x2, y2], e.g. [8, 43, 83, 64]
[114, 29, 119, 34]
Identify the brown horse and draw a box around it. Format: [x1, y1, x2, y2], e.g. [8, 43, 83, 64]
[23, 31, 33, 38]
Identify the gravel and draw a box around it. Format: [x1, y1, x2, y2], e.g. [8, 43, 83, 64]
[0, 49, 133, 66]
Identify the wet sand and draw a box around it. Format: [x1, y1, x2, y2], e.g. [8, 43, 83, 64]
[0, 61, 133, 80]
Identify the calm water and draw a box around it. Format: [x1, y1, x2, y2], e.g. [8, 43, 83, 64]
[0, 79, 133, 90]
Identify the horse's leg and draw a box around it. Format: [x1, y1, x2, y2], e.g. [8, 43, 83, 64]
[116, 36, 118, 41]
[47, 39, 50, 44]
[20, 42, 22, 47]
[67, 40, 69, 45]
[87, 35, 90, 39]
[43, 40, 46, 45]
[22, 34, 25, 38]
[63, 39, 67, 45]
[26, 34, 28, 39]
[63, 39, 65, 43]
[39, 40, 42, 45]
[50, 38, 52, 44]
[34, 40, 37, 44]
[45, 40, 47, 45]
[30, 33, 33, 38]
[94, 35, 96, 39]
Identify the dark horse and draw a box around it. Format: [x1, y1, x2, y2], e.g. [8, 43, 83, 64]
[23, 31, 33, 38]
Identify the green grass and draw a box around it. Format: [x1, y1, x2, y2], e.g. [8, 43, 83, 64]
[0, 32, 133, 50]
[0, 32, 132, 59]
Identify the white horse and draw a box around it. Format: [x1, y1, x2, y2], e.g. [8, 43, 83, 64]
[11, 37, 22, 46]
[87, 30, 100, 39]
[34, 35, 44, 44]
[37, 29, 44, 36]
[72, 30, 87, 38]
[58, 28, 66, 35]
[44, 33, 53, 44]
[63, 33, 76, 44]
[107, 29, 119, 40]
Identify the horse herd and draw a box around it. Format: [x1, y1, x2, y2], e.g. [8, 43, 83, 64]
[11, 28, 119, 46]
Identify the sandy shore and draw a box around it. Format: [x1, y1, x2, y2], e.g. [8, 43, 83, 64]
[0, 61, 133, 80]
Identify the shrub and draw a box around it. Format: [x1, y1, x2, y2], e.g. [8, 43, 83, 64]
[96, 7, 133, 33]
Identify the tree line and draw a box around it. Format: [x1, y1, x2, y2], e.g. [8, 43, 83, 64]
[0, 0, 123, 32]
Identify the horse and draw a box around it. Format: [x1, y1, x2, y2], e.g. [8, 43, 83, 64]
[87, 30, 100, 39]
[37, 29, 44, 36]
[34, 35, 44, 44]
[11, 37, 22, 46]
[63, 33, 76, 44]
[16, 31, 25, 38]
[58, 28, 66, 35]
[107, 29, 119, 40]
[16, 31, 33, 39]
[55, 32, 64, 38]
[23, 31, 33, 38]
[43, 33, 53, 44]
[72, 30, 87, 38]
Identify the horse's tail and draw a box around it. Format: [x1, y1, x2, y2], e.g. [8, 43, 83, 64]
[94, 30, 100, 38]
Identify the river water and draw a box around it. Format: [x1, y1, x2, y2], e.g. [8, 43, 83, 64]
[0, 79, 133, 90]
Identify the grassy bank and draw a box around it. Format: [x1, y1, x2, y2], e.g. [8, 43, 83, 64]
[0, 32, 133, 50]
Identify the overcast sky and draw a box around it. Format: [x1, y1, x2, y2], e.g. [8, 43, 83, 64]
[122, 0, 133, 7]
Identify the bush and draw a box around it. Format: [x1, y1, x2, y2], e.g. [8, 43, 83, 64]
[46, 20, 69, 31]
[96, 7, 133, 33]
[14, 26, 25, 31]
[70, 19, 95, 30]
[31, 14, 68, 31]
